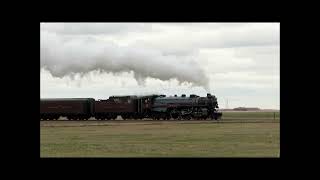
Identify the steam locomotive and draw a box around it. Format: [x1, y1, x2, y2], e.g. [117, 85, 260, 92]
[40, 93, 222, 121]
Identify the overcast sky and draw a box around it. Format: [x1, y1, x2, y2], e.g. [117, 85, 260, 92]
[40, 23, 280, 109]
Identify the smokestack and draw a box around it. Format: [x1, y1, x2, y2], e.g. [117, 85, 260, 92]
[190, 94, 197, 98]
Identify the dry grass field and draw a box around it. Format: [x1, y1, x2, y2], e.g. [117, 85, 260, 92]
[40, 112, 280, 157]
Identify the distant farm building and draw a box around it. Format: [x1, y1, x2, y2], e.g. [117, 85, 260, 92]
[233, 107, 260, 111]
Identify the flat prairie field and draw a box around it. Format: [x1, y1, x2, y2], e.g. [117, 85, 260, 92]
[40, 112, 280, 157]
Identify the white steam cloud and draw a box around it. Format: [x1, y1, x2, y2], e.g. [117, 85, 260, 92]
[40, 31, 210, 91]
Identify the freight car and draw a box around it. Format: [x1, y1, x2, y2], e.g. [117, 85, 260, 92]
[40, 94, 222, 121]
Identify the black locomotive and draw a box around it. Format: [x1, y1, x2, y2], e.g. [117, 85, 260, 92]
[40, 93, 222, 120]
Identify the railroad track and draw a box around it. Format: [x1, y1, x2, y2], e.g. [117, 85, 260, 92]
[40, 119, 279, 127]
[41, 119, 217, 121]
[40, 117, 279, 122]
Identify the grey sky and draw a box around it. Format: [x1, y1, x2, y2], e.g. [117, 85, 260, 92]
[40, 23, 280, 109]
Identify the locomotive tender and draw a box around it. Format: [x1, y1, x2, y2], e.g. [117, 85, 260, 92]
[40, 93, 222, 121]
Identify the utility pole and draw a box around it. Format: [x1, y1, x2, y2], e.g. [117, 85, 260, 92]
[226, 98, 229, 109]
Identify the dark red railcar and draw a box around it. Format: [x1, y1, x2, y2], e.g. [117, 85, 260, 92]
[94, 95, 157, 120]
[94, 96, 137, 120]
[40, 98, 95, 120]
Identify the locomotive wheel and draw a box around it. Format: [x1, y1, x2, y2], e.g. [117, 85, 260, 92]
[184, 115, 191, 120]
[163, 115, 167, 120]
[170, 113, 178, 120]
[154, 116, 159, 120]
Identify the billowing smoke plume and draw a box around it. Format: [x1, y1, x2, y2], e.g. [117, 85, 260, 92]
[40, 31, 210, 91]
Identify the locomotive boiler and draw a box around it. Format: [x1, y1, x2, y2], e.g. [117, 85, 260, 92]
[151, 93, 221, 120]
